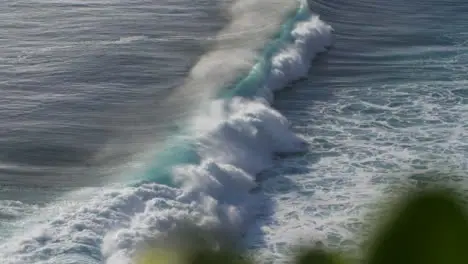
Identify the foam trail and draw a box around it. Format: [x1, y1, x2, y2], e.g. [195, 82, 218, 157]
[0, 1, 333, 263]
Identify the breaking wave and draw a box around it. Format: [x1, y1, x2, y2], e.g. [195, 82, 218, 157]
[0, 0, 333, 263]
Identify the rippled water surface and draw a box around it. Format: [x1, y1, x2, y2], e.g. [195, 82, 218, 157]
[249, 0, 468, 262]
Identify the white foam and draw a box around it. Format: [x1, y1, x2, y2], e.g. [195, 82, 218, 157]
[189, 98, 309, 174]
[0, 1, 333, 263]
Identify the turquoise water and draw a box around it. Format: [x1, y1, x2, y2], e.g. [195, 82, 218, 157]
[139, 4, 325, 186]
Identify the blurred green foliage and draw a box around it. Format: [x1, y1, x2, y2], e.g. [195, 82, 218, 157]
[137, 180, 468, 264]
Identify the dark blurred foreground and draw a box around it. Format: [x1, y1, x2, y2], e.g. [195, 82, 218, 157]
[136, 173, 468, 264]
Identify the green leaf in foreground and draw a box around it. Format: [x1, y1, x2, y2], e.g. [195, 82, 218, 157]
[136, 248, 252, 264]
[296, 249, 346, 264]
[366, 189, 468, 264]
[189, 250, 253, 264]
[136, 248, 184, 264]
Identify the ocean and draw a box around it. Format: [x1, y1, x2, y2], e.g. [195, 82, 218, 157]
[0, 0, 467, 263]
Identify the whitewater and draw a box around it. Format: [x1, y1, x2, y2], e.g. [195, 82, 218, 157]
[0, 0, 333, 263]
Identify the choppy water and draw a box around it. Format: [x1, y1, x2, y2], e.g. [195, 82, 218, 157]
[0, 0, 467, 263]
